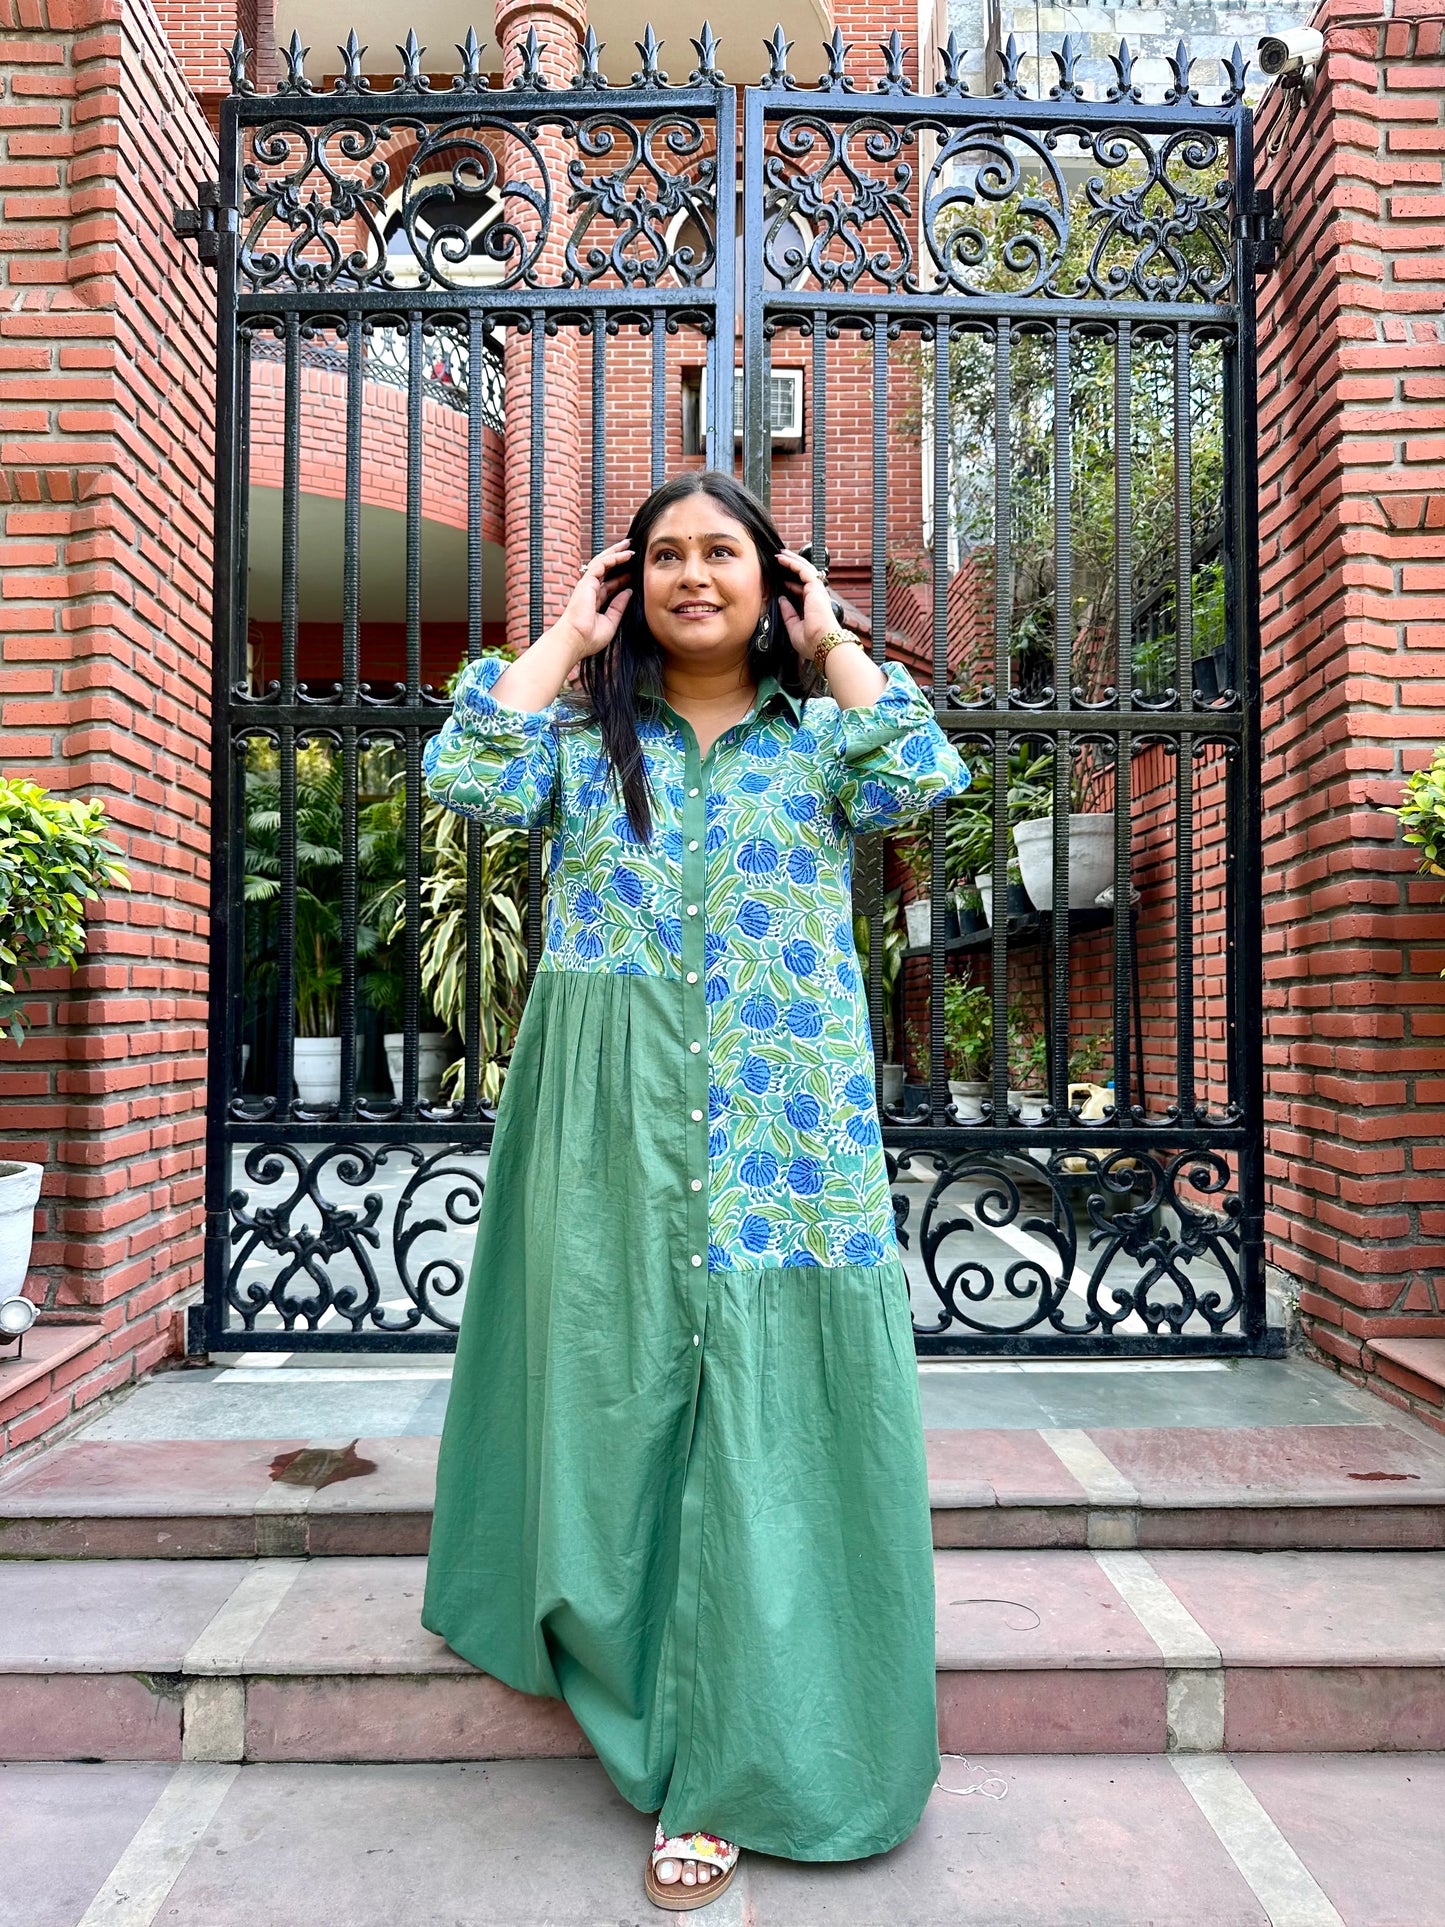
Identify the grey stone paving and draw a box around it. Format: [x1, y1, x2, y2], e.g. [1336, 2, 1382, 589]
[4, 1755, 1441, 1927]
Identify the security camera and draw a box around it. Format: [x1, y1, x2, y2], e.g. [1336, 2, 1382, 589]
[1258, 28, 1324, 79]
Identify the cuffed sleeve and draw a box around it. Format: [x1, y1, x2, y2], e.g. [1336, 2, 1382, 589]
[819, 657, 971, 833]
[422, 653, 562, 831]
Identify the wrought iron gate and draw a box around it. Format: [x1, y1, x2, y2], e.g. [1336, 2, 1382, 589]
[183, 20, 1272, 1355]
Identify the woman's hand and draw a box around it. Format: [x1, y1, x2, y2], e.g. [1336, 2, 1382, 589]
[774, 549, 841, 662]
[543, 542, 634, 664]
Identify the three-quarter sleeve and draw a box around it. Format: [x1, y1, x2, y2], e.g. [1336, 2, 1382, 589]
[422, 653, 562, 831]
[818, 656, 971, 833]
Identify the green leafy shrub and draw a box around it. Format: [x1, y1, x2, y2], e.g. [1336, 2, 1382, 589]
[1395, 746, 1445, 878]
[0, 779, 130, 1045]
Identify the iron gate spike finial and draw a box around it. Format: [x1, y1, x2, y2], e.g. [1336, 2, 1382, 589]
[1222, 41, 1249, 104]
[280, 29, 312, 92]
[1166, 38, 1197, 104]
[395, 30, 428, 91]
[761, 23, 796, 89]
[511, 25, 548, 88]
[937, 30, 969, 96]
[1051, 33, 1083, 100]
[226, 30, 254, 95]
[573, 24, 609, 87]
[453, 26, 488, 90]
[996, 32, 1026, 98]
[820, 25, 857, 92]
[632, 23, 669, 87]
[689, 23, 724, 86]
[877, 29, 912, 95]
[336, 29, 370, 93]
[1108, 37, 1141, 103]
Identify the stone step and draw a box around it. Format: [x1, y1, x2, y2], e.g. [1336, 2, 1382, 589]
[4, 1423, 1445, 1559]
[2, 1548, 1442, 1764]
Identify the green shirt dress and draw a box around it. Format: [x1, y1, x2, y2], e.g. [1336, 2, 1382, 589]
[419, 649, 971, 1860]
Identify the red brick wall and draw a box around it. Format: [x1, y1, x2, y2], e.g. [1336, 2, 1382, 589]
[0, 0, 218, 1455]
[1256, 0, 1445, 1427]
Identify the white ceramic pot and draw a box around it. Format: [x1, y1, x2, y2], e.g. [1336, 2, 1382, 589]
[1011, 1090, 1046, 1124]
[1013, 814, 1115, 913]
[293, 1036, 342, 1106]
[0, 1160, 43, 1300]
[384, 1031, 450, 1103]
[947, 1078, 988, 1121]
[880, 1062, 905, 1106]
[904, 898, 933, 949]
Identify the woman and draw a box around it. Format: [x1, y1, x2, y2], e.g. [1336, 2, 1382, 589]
[420, 470, 971, 1910]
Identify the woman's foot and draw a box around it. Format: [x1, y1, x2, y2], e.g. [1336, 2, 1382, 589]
[646, 1823, 740, 1908]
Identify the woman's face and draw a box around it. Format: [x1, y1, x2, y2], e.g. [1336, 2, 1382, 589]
[640, 495, 766, 671]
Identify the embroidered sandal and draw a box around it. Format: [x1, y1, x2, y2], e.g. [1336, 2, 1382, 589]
[644, 1821, 741, 1910]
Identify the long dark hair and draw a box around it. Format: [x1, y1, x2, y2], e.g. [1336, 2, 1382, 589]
[559, 470, 827, 843]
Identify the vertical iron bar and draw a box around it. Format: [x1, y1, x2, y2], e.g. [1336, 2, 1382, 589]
[1115, 320, 1133, 710]
[280, 311, 300, 706]
[1176, 735, 1196, 1120]
[1112, 733, 1134, 1117]
[651, 304, 667, 488]
[343, 315, 362, 705]
[1050, 324, 1072, 1118]
[404, 729, 422, 1116]
[527, 319, 546, 978]
[1233, 97, 1267, 1346]
[1175, 322, 1194, 709]
[990, 319, 1013, 1122]
[591, 316, 607, 552]
[277, 723, 297, 1118]
[812, 309, 828, 569]
[340, 728, 358, 1118]
[740, 85, 767, 501]
[202, 96, 243, 1350]
[462, 311, 487, 1119]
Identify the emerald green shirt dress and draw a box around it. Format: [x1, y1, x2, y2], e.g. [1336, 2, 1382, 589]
[419, 649, 971, 1860]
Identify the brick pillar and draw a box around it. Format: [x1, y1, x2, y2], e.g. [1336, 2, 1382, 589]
[0, 0, 217, 1456]
[497, 0, 590, 651]
[149, 0, 273, 129]
[1256, 0, 1445, 1430]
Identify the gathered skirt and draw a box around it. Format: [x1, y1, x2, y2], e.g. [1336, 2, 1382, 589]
[420, 967, 940, 1860]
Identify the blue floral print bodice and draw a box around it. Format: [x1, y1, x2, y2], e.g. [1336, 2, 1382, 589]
[423, 650, 971, 1269]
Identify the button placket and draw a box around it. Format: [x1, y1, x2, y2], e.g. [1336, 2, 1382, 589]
[680, 739, 710, 1340]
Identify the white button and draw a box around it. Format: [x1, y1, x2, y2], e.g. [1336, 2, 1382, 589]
[689, 1041, 701, 1054]
[690, 1179, 702, 1192]
[686, 903, 699, 916]
[692, 1332, 700, 1344]
[688, 786, 699, 796]
[691, 1108, 703, 1120]
[686, 971, 698, 984]
[688, 839, 699, 851]
[690, 1256, 702, 1269]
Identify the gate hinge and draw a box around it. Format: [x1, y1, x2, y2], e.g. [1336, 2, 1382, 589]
[1237, 188, 1284, 275]
[172, 180, 235, 267]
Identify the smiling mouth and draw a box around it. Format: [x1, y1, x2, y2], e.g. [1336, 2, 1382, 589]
[673, 604, 721, 615]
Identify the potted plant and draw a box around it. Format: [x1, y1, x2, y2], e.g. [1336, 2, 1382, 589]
[0, 778, 129, 1348]
[953, 882, 986, 936]
[244, 741, 346, 1107]
[359, 781, 451, 1103]
[894, 827, 935, 949]
[1010, 749, 1115, 914]
[1394, 743, 1445, 884]
[943, 979, 992, 1119]
[1008, 1007, 1049, 1122]
[853, 890, 908, 1105]
[946, 748, 1045, 924]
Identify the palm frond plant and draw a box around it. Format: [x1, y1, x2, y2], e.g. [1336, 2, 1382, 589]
[417, 803, 531, 1106]
[243, 741, 346, 1039]
[852, 887, 908, 1064]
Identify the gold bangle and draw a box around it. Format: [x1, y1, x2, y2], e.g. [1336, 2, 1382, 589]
[812, 626, 858, 678]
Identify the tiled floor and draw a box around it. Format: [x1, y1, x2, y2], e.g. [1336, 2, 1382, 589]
[67, 1353, 1381, 1444]
[4, 1754, 1442, 1926]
